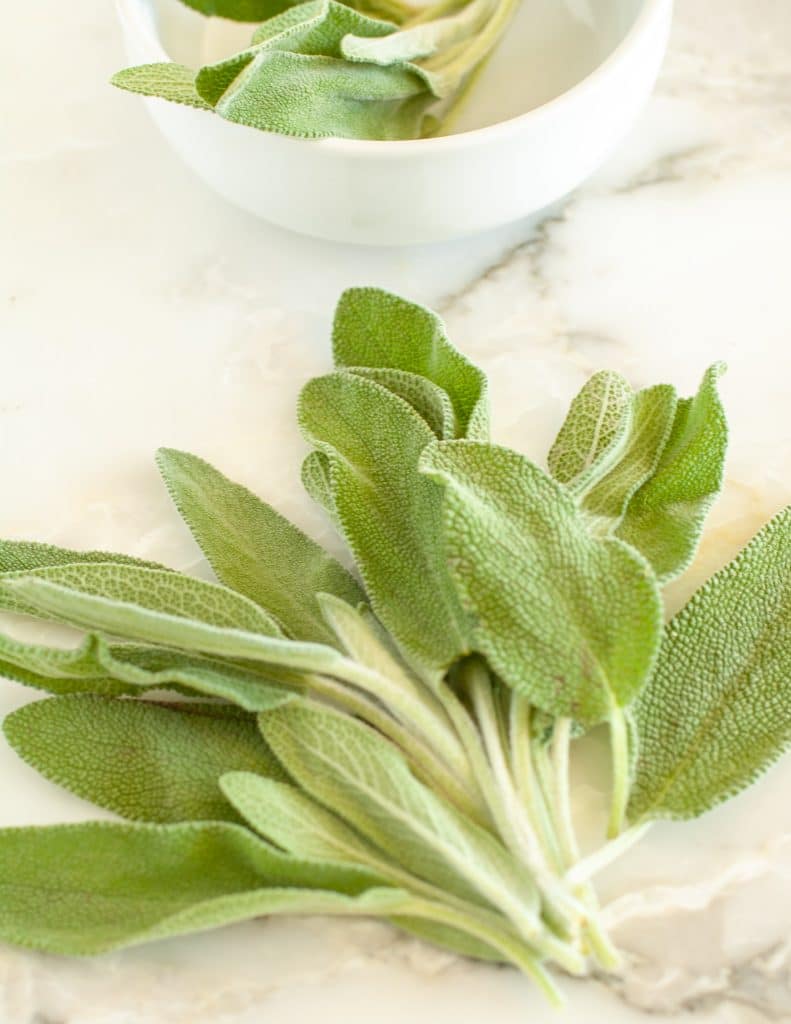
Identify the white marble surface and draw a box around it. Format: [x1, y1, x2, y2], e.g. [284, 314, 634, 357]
[2, 1, 791, 1021]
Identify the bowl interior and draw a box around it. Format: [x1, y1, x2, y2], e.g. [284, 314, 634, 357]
[152, 0, 647, 135]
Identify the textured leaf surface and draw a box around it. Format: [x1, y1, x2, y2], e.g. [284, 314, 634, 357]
[299, 372, 470, 673]
[221, 772, 383, 866]
[97, 645, 298, 710]
[332, 288, 489, 439]
[4, 696, 285, 823]
[111, 64, 212, 110]
[548, 371, 633, 490]
[580, 385, 678, 533]
[628, 507, 791, 821]
[0, 562, 282, 636]
[347, 367, 456, 439]
[259, 701, 539, 923]
[616, 364, 728, 582]
[0, 540, 167, 617]
[421, 441, 662, 724]
[195, 1, 430, 140]
[0, 821, 401, 954]
[0, 571, 368, 686]
[157, 448, 363, 645]
[0, 633, 130, 696]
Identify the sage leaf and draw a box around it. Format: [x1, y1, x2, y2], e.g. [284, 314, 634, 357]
[0, 570, 379, 686]
[301, 450, 335, 516]
[259, 701, 541, 931]
[299, 372, 470, 674]
[616, 364, 728, 582]
[0, 539, 168, 618]
[0, 632, 131, 696]
[332, 287, 489, 440]
[97, 645, 298, 711]
[548, 371, 633, 491]
[195, 1, 431, 141]
[421, 441, 662, 725]
[111, 64, 212, 110]
[628, 506, 791, 822]
[347, 367, 457, 439]
[221, 771, 385, 867]
[579, 385, 678, 533]
[157, 447, 364, 645]
[4, 696, 285, 823]
[0, 821, 401, 954]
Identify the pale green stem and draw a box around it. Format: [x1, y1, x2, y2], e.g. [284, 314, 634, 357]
[607, 707, 630, 839]
[336, 659, 473, 788]
[566, 823, 652, 888]
[402, 898, 564, 1005]
[442, 667, 588, 932]
[508, 696, 565, 874]
[551, 719, 579, 869]
[304, 675, 489, 828]
[402, 0, 467, 27]
[420, 0, 520, 90]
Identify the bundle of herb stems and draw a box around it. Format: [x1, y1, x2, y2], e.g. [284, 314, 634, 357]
[0, 288, 788, 1008]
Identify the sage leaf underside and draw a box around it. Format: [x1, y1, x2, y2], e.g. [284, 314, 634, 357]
[0, 539, 169, 618]
[628, 506, 791, 822]
[220, 771, 511, 962]
[421, 441, 662, 725]
[299, 371, 471, 674]
[259, 700, 540, 925]
[332, 287, 489, 440]
[0, 570, 367, 682]
[156, 447, 364, 646]
[3, 696, 286, 824]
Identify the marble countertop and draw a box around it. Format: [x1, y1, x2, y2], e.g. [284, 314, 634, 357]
[2, 0, 791, 1021]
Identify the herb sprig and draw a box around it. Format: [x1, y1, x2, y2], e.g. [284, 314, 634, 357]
[111, 0, 518, 139]
[0, 287, 789, 1005]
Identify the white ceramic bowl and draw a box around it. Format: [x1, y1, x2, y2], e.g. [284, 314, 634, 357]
[116, 0, 672, 245]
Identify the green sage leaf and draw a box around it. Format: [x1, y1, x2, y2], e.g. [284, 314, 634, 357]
[421, 441, 662, 725]
[0, 569, 374, 684]
[299, 372, 470, 674]
[615, 364, 728, 582]
[221, 771, 385, 867]
[0, 821, 401, 955]
[195, 1, 430, 141]
[111, 64, 212, 110]
[628, 506, 791, 822]
[4, 696, 285, 823]
[548, 371, 633, 490]
[347, 367, 457, 439]
[332, 287, 489, 439]
[156, 448, 364, 645]
[0, 539, 168, 617]
[579, 384, 678, 533]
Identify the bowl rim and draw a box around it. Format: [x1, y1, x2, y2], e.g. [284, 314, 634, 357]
[117, 0, 671, 156]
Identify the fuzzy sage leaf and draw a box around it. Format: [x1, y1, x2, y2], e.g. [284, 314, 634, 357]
[4, 696, 285, 824]
[628, 506, 791, 822]
[421, 441, 662, 725]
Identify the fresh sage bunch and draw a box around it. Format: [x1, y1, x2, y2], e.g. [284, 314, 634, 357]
[0, 287, 789, 1006]
[110, 0, 518, 139]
